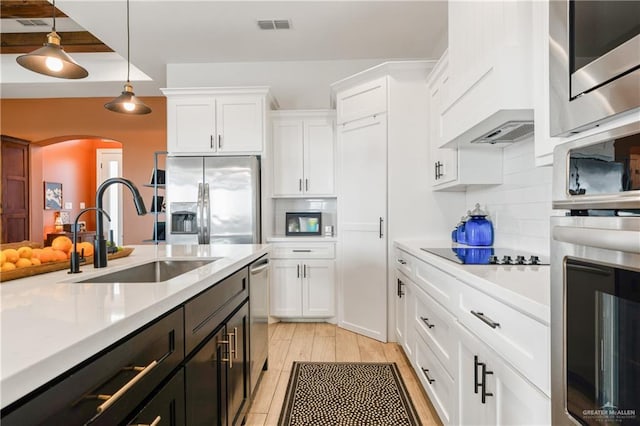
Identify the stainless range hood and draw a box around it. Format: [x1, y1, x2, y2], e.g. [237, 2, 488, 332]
[441, 109, 534, 148]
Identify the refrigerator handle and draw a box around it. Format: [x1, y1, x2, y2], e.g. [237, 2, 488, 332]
[197, 183, 204, 244]
[203, 183, 211, 244]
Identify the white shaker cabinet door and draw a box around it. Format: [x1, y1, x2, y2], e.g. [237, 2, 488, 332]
[302, 260, 335, 318]
[270, 259, 303, 317]
[272, 120, 305, 196]
[303, 118, 335, 196]
[337, 114, 388, 342]
[168, 98, 216, 153]
[215, 96, 263, 153]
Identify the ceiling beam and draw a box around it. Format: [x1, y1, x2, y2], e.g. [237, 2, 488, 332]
[1, 31, 113, 53]
[1, 1, 67, 19]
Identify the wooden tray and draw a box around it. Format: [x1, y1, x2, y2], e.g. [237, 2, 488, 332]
[1, 247, 135, 283]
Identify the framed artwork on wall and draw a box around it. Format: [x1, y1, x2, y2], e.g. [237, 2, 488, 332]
[44, 181, 62, 210]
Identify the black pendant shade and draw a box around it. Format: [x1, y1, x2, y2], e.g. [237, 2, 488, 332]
[104, 82, 152, 115]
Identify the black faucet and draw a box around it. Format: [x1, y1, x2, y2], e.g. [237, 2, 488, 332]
[95, 177, 147, 268]
[69, 207, 111, 274]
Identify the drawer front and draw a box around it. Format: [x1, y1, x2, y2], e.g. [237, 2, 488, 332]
[393, 248, 414, 278]
[336, 76, 388, 124]
[413, 259, 460, 314]
[415, 333, 456, 425]
[126, 369, 185, 426]
[414, 284, 457, 377]
[271, 243, 335, 259]
[185, 267, 248, 355]
[2, 308, 185, 426]
[458, 284, 550, 395]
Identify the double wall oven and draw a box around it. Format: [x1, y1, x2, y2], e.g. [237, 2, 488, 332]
[551, 122, 640, 425]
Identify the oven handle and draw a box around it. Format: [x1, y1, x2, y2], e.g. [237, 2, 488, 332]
[552, 226, 640, 255]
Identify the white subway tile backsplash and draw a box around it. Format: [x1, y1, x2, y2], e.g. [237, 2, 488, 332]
[466, 138, 553, 255]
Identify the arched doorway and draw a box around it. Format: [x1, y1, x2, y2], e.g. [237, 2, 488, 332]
[32, 137, 123, 245]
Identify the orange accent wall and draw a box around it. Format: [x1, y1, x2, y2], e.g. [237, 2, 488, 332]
[1, 97, 167, 245]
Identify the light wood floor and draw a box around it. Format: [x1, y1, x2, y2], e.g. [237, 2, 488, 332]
[245, 322, 443, 426]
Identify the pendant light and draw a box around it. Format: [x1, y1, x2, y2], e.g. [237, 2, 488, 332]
[16, 0, 88, 79]
[104, 0, 151, 115]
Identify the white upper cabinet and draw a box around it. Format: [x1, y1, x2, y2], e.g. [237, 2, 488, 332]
[428, 53, 503, 191]
[162, 87, 271, 155]
[441, 1, 534, 149]
[335, 76, 387, 125]
[271, 111, 335, 197]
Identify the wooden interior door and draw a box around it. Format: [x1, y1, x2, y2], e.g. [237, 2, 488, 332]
[1, 135, 30, 243]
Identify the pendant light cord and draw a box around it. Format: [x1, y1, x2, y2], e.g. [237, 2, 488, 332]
[52, 0, 56, 32]
[126, 0, 131, 83]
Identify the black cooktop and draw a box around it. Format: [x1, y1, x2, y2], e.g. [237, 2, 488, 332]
[420, 247, 550, 265]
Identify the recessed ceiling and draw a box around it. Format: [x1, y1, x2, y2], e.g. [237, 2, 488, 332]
[0, 1, 448, 100]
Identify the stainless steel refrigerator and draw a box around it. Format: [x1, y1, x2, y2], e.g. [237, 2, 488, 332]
[165, 156, 261, 244]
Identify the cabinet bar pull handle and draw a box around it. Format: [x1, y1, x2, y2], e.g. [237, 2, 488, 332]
[227, 330, 236, 367]
[303, 264, 307, 278]
[420, 316, 435, 328]
[210, 135, 213, 149]
[94, 360, 158, 414]
[219, 337, 232, 368]
[218, 134, 222, 149]
[305, 178, 309, 191]
[397, 278, 404, 297]
[233, 327, 238, 360]
[297, 264, 300, 278]
[292, 249, 312, 252]
[299, 179, 303, 192]
[471, 310, 500, 329]
[397, 258, 407, 265]
[131, 415, 162, 426]
[434, 161, 438, 180]
[379, 217, 384, 239]
[474, 355, 482, 394]
[421, 368, 435, 384]
[481, 363, 494, 403]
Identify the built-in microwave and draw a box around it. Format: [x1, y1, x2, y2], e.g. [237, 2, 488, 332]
[549, 0, 640, 136]
[285, 212, 322, 236]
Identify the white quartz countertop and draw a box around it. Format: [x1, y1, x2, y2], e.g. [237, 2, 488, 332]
[0, 243, 270, 409]
[266, 235, 337, 243]
[394, 239, 550, 324]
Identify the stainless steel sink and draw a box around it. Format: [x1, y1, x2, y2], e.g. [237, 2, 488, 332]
[78, 259, 216, 283]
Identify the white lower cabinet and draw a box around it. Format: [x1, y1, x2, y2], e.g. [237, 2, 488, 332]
[394, 245, 551, 425]
[270, 243, 335, 319]
[457, 323, 551, 426]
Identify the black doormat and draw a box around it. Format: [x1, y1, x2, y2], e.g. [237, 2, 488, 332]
[279, 362, 422, 426]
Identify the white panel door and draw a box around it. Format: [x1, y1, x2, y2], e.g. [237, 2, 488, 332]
[303, 118, 335, 196]
[270, 260, 302, 317]
[302, 260, 335, 317]
[216, 96, 263, 153]
[169, 98, 216, 153]
[338, 114, 387, 342]
[272, 120, 304, 196]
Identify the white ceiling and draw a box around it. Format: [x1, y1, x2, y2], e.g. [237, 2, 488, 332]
[0, 1, 448, 100]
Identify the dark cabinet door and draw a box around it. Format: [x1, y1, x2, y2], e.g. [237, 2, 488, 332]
[126, 369, 185, 426]
[185, 327, 227, 426]
[1, 135, 30, 243]
[227, 302, 249, 426]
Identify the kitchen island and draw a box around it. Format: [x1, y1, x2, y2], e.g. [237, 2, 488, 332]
[0, 243, 270, 421]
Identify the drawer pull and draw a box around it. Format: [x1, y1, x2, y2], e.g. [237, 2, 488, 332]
[292, 249, 312, 253]
[396, 259, 407, 265]
[421, 368, 435, 384]
[471, 310, 500, 329]
[93, 360, 158, 414]
[420, 316, 435, 329]
[131, 415, 162, 426]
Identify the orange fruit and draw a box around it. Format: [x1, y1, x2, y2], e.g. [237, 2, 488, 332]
[31, 258, 41, 266]
[51, 236, 73, 253]
[15, 258, 32, 268]
[31, 248, 43, 260]
[17, 246, 33, 259]
[3, 249, 19, 264]
[53, 250, 68, 262]
[76, 241, 94, 257]
[39, 251, 53, 263]
[0, 251, 5, 266]
[1, 262, 16, 272]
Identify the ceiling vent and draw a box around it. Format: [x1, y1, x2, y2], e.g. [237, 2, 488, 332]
[257, 19, 291, 30]
[17, 19, 48, 27]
